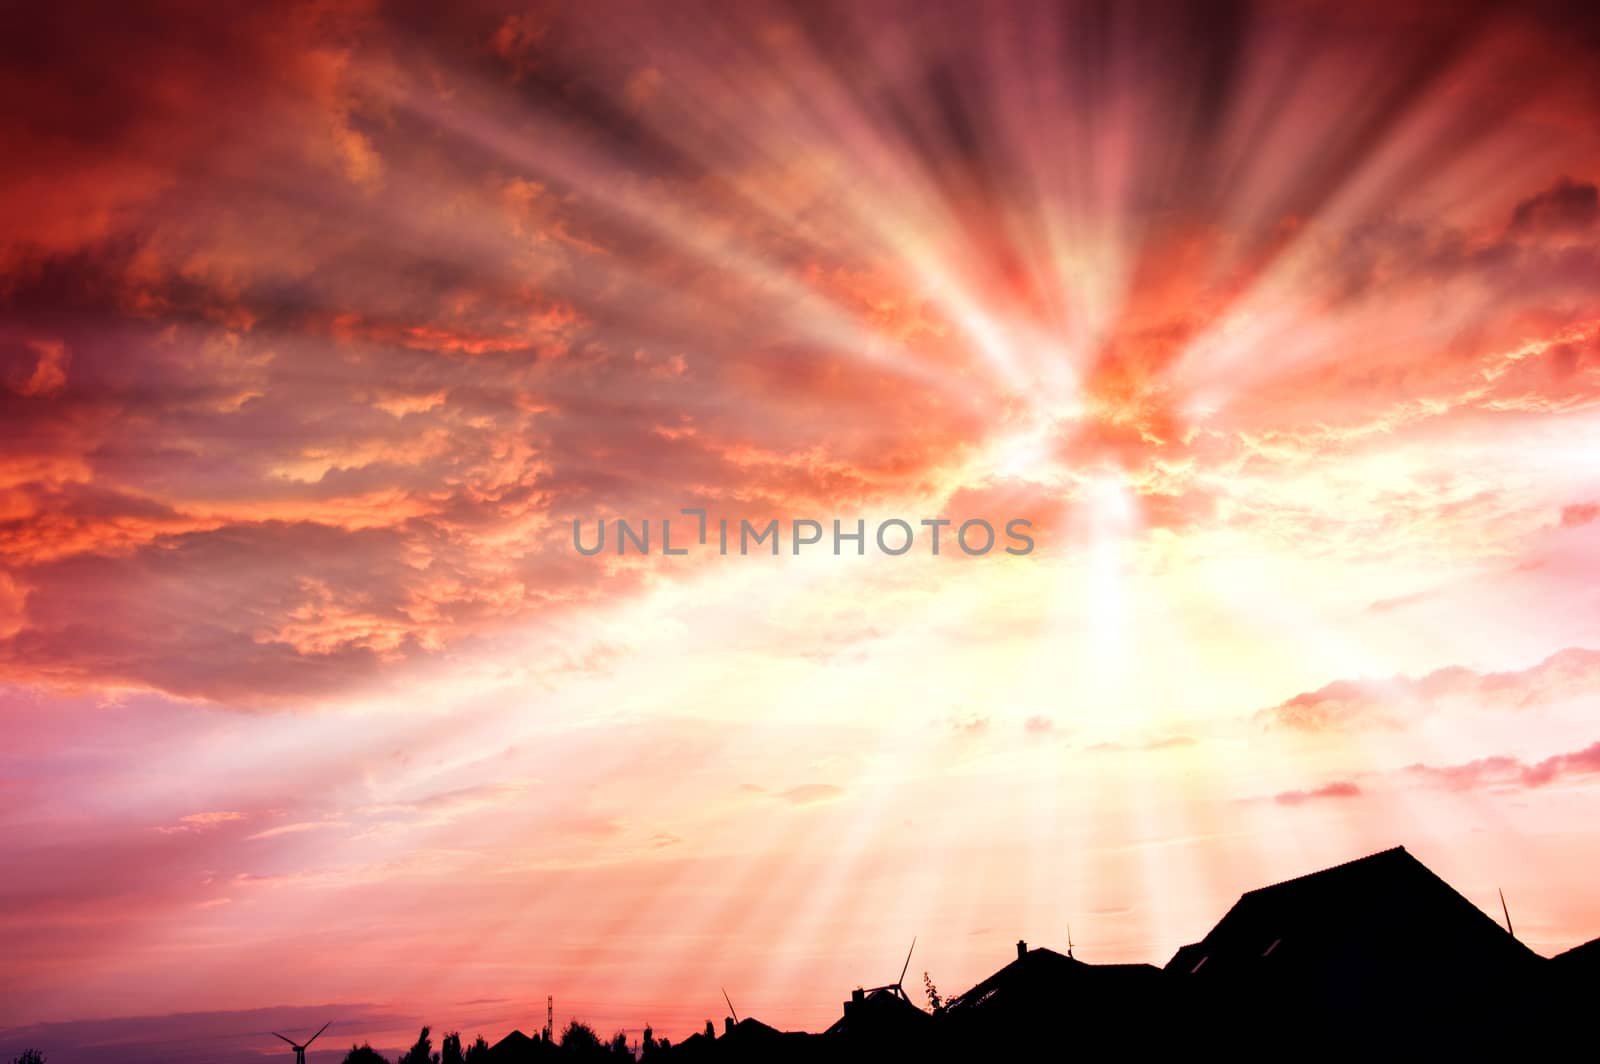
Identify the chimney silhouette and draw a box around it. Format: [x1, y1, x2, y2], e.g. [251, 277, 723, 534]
[1017, 939, 1028, 959]
[724, 1017, 735, 1035]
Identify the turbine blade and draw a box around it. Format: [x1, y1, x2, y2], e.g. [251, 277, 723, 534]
[897, 936, 917, 987]
[1499, 888, 1515, 937]
[304, 1021, 331, 1048]
[721, 988, 738, 1025]
[272, 1033, 297, 1047]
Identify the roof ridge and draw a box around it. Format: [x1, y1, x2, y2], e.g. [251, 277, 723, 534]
[1238, 845, 1409, 897]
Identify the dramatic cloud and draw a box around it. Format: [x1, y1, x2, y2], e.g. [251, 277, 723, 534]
[0, 1, 1597, 707]
[6, 0, 1600, 1050]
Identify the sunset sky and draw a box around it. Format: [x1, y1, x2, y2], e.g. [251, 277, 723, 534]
[5, 1, 1600, 1059]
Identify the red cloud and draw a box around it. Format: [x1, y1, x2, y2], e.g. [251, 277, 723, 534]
[1405, 739, 1600, 791]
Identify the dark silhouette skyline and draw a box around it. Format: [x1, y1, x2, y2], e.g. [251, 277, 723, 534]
[65, 843, 1566, 1064]
[8, 843, 1593, 1062]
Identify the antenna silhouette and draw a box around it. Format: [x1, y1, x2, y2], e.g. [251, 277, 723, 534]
[272, 1021, 329, 1064]
[1499, 887, 1514, 937]
[722, 987, 739, 1025]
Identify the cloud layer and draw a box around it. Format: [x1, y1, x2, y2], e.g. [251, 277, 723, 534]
[5, 0, 1600, 1052]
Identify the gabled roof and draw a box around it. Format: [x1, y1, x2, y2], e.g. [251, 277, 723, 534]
[720, 1017, 817, 1055]
[1165, 845, 1542, 982]
[487, 1029, 556, 1062]
[490, 1029, 534, 1052]
[1552, 935, 1600, 975]
[946, 946, 1163, 1015]
[822, 987, 932, 1037]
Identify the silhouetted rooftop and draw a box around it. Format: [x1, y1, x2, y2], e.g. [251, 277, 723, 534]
[1166, 845, 1541, 982]
[487, 1029, 556, 1062]
[822, 987, 931, 1038]
[643, 843, 1592, 1060]
[1552, 935, 1600, 974]
[490, 1029, 534, 1053]
[946, 945, 1163, 1015]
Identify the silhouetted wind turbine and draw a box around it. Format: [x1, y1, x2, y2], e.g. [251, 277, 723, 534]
[273, 1021, 330, 1064]
[722, 987, 739, 1025]
[865, 937, 916, 1001]
[897, 937, 916, 995]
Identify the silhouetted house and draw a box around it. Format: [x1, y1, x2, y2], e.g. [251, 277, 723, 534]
[711, 1017, 819, 1063]
[487, 1029, 559, 1062]
[824, 986, 931, 1038]
[942, 939, 1171, 1054]
[1547, 934, 1600, 1043]
[660, 1016, 812, 1064]
[663, 1028, 713, 1062]
[1552, 934, 1600, 979]
[817, 985, 933, 1061]
[648, 843, 1596, 1061]
[1165, 846, 1546, 1053]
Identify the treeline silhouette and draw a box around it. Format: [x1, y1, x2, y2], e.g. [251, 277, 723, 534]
[342, 1023, 640, 1064]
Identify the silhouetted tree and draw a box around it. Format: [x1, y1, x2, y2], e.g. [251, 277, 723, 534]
[10, 1052, 45, 1064]
[463, 1035, 490, 1063]
[559, 1020, 605, 1060]
[342, 1045, 388, 1064]
[923, 971, 943, 1011]
[607, 1030, 631, 1059]
[440, 1031, 463, 1064]
[397, 1026, 439, 1064]
[641, 1026, 657, 1059]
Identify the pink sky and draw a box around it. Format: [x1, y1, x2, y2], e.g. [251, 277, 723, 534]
[4, 1, 1600, 1059]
